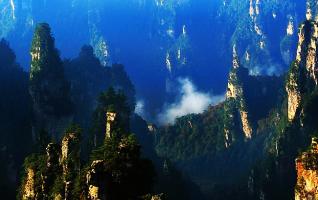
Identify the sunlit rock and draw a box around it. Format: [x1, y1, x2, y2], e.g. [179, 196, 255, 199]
[22, 168, 36, 200]
[106, 112, 117, 138]
[295, 137, 318, 200]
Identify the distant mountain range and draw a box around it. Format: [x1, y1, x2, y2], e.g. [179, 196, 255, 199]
[0, 0, 306, 120]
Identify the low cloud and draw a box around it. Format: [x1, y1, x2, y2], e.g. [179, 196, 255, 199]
[158, 78, 224, 125]
[135, 100, 145, 116]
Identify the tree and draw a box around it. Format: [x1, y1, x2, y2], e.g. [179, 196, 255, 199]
[29, 23, 73, 139]
[91, 87, 131, 147]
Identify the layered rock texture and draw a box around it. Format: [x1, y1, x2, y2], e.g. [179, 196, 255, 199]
[295, 138, 318, 200]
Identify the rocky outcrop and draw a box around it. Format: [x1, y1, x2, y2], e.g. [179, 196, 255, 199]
[20, 129, 81, 200]
[61, 132, 80, 176]
[295, 137, 318, 200]
[151, 194, 164, 200]
[249, 0, 267, 51]
[286, 81, 302, 122]
[60, 132, 80, 199]
[286, 20, 318, 122]
[224, 46, 253, 146]
[22, 168, 36, 200]
[42, 143, 61, 198]
[106, 112, 117, 139]
[29, 23, 73, 140]
[86, 160, 110, 200]
[46, 143, 60, 169]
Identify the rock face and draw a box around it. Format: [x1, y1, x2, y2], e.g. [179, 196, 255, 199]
[22, 168, 36, 200]
[295, 137, 318, 200]
[0, 0, 305, 121]
[61, 132, 80, 176]
[151, 194, 164, 200]
[29, 23, 73, 140]
[224, 46, 253, 146]
[60, 132, 80, 199]
[20, 130, 80, 200]
[46, 143, 60, 169]
[106, 112, 117, 139]
[86, 160, 109, 200]
[286, 20, 318, 122]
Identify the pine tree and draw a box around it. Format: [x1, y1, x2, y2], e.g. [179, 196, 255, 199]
[91, 87, 131, 147]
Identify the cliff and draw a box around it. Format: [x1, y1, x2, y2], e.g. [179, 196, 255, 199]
[63, 46, 136, 145]
[155, 45, 284, 197]
[29, 23, 73, 140]
[295, 137, 318, 200]
[19, 89, 155, 200]
[224, 45, 283, 146]
[20, 129, 80, 200]
[0, 0, 305, 121]
[286, 19, 318, 122]
[224, 46, 253, 146]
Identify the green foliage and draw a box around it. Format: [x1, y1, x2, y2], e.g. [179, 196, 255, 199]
[29, 23, 72, 117]
[65, 123, 82, 138]
[64, 45, 112, 131]
[91, 87, 131, 146]
[18, 154, 47, 199]
[72, 170, 87, 199]
[50, 176, 64, 198]
[89, 134, 155, 200]
[156, 104, 225, 162]
[223, 97, 243, 144]
[302, 88, 318, 130]
[110, 64, 136, 110]
[36, 129, 50, 152]
[64, 46, 136, 158]
[88, 89, 155, 199]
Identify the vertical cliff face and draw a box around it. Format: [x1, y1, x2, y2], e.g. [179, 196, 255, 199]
[224, 46, 253, 146]
[42, 143, 60, 198]
[29, 23, 73, 140]
[22, 168, 36, 200]
[20, 129, 81, 200]
[286, 19, 318, 122]
[86, 160, 110, 200]
[61, 132, 80, 175]
[46, 143, 60, 169]
[295, 137, 318, 200]
[60, 131, 80, 200]
[106, 112, 117, 139]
